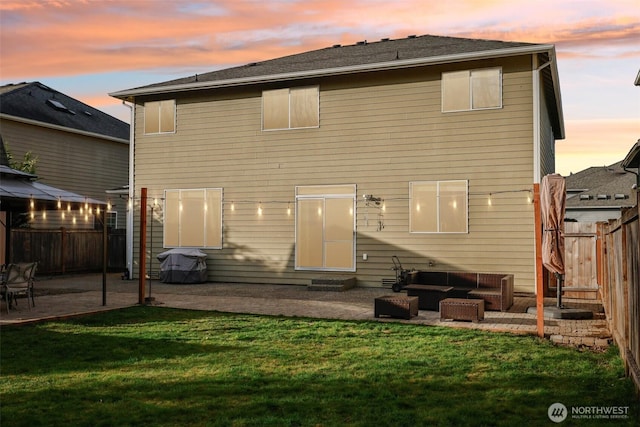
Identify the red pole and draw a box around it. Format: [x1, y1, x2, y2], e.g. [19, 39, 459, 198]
[139, 188, 147, 305]
[533, 183, 545, 337]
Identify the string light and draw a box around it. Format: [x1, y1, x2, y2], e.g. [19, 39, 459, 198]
[258, 202, 263, 216]
[287, 202, 291, 216]
[231, 201, 235, 211]
[488, 194, 493, 206]
[57, 198, 62, 209]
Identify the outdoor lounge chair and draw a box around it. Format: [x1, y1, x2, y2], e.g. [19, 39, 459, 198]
[2, 262, 37, 313]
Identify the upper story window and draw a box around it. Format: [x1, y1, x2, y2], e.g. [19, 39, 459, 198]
[262, 86, 319, 130]
[442, 68, 502, 112]
[144, 100, 176, 134]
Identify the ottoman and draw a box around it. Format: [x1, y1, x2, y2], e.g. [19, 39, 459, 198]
[439, 298, 484, 322]
[374, 295, 419, 320]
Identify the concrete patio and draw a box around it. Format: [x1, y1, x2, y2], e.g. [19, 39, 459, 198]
[0, 273, 612, 349]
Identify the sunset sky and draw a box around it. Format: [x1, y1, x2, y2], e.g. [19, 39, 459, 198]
[1, 0, 638, 176]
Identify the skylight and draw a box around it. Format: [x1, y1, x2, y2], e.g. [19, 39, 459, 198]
[47, 99, 68, 111]
[46, 99, 76, 114]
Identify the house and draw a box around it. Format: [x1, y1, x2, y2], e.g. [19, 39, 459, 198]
[0, 82, 130, 231]
[0, 137, 108, 266]
[564, 160, 637, 222]
[110, 34, 564, 293]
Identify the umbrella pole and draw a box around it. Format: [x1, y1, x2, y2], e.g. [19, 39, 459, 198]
[556, 273, 563, 308]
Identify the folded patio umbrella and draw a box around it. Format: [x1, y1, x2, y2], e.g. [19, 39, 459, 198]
[540, 173, 566, 307]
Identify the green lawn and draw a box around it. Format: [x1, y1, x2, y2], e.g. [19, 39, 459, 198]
[1, 306, 638, 426]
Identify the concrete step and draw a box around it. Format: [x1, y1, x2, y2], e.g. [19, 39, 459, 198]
[308, 277, 356, 292]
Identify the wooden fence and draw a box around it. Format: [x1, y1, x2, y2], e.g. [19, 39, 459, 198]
[564, 222, 599, 299]
[597, 192, 640, 394]
[9, 228, 126, 274]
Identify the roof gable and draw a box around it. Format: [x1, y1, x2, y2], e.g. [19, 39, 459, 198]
[0, 82, 129, 141]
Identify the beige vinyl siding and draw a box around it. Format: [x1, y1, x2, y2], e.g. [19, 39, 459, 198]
[133, 56, 539, 292]
[0, 119, 129, 228]
[538, 76, 557, 176]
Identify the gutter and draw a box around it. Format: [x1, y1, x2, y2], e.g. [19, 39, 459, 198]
[110, 44, 557, 99]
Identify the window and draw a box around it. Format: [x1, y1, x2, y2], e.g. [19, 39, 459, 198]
[442, 68, 501, 112]
[106, 211, 117, 229]
[410, 180, 468, 233]
[262, 86, 319, 130]
[164, 188, 222, 248]
[144, 100, 176, 134]
[295, 185, 355, 271]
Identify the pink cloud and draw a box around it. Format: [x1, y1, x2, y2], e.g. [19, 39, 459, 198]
[1, 0, 637, 79]
[556, 118, 640, 175]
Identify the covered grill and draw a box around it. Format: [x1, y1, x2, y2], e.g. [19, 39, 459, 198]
[157, 249, 207, 284]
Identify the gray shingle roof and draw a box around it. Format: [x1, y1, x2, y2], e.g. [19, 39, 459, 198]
[112, 34, 547, 96]
[0, 82, 129, 141]
[565, 161, 637, 208]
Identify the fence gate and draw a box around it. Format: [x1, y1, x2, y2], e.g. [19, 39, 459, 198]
[563, 222, 599, 299]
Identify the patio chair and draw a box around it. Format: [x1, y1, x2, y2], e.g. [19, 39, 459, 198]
[2, 262, 37, 313]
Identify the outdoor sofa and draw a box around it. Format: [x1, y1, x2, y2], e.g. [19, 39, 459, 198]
[405, 271, 514, 311]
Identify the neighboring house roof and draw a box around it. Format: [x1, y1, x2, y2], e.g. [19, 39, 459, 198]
[622, 139, 640, 169]
[110, 34, 563, 138]
[0, 81, 129, 141]
[621, 139, 640, 188]
[565, 161, 637, 210]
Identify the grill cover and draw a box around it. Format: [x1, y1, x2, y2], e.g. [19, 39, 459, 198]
[157, 248, 207, 284]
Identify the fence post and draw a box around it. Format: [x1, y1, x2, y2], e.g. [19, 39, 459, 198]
[533, 183, 544, 337]
[139, 188, 147, 305]
[102, 209, 107, 306]
[60, 227, 66, 274]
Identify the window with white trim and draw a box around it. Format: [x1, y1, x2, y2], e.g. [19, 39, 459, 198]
[410, 180, 468, 233]
[106, 211, 117, 229]
[164, 188, 222, 248]
[442, 68, 502, 112]
[144, 100, 176, 134]
[295, 185, 355, 271]
[262, 86, 319, 130]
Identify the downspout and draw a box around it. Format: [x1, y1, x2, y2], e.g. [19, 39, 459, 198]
[122, 100, 134, 280]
